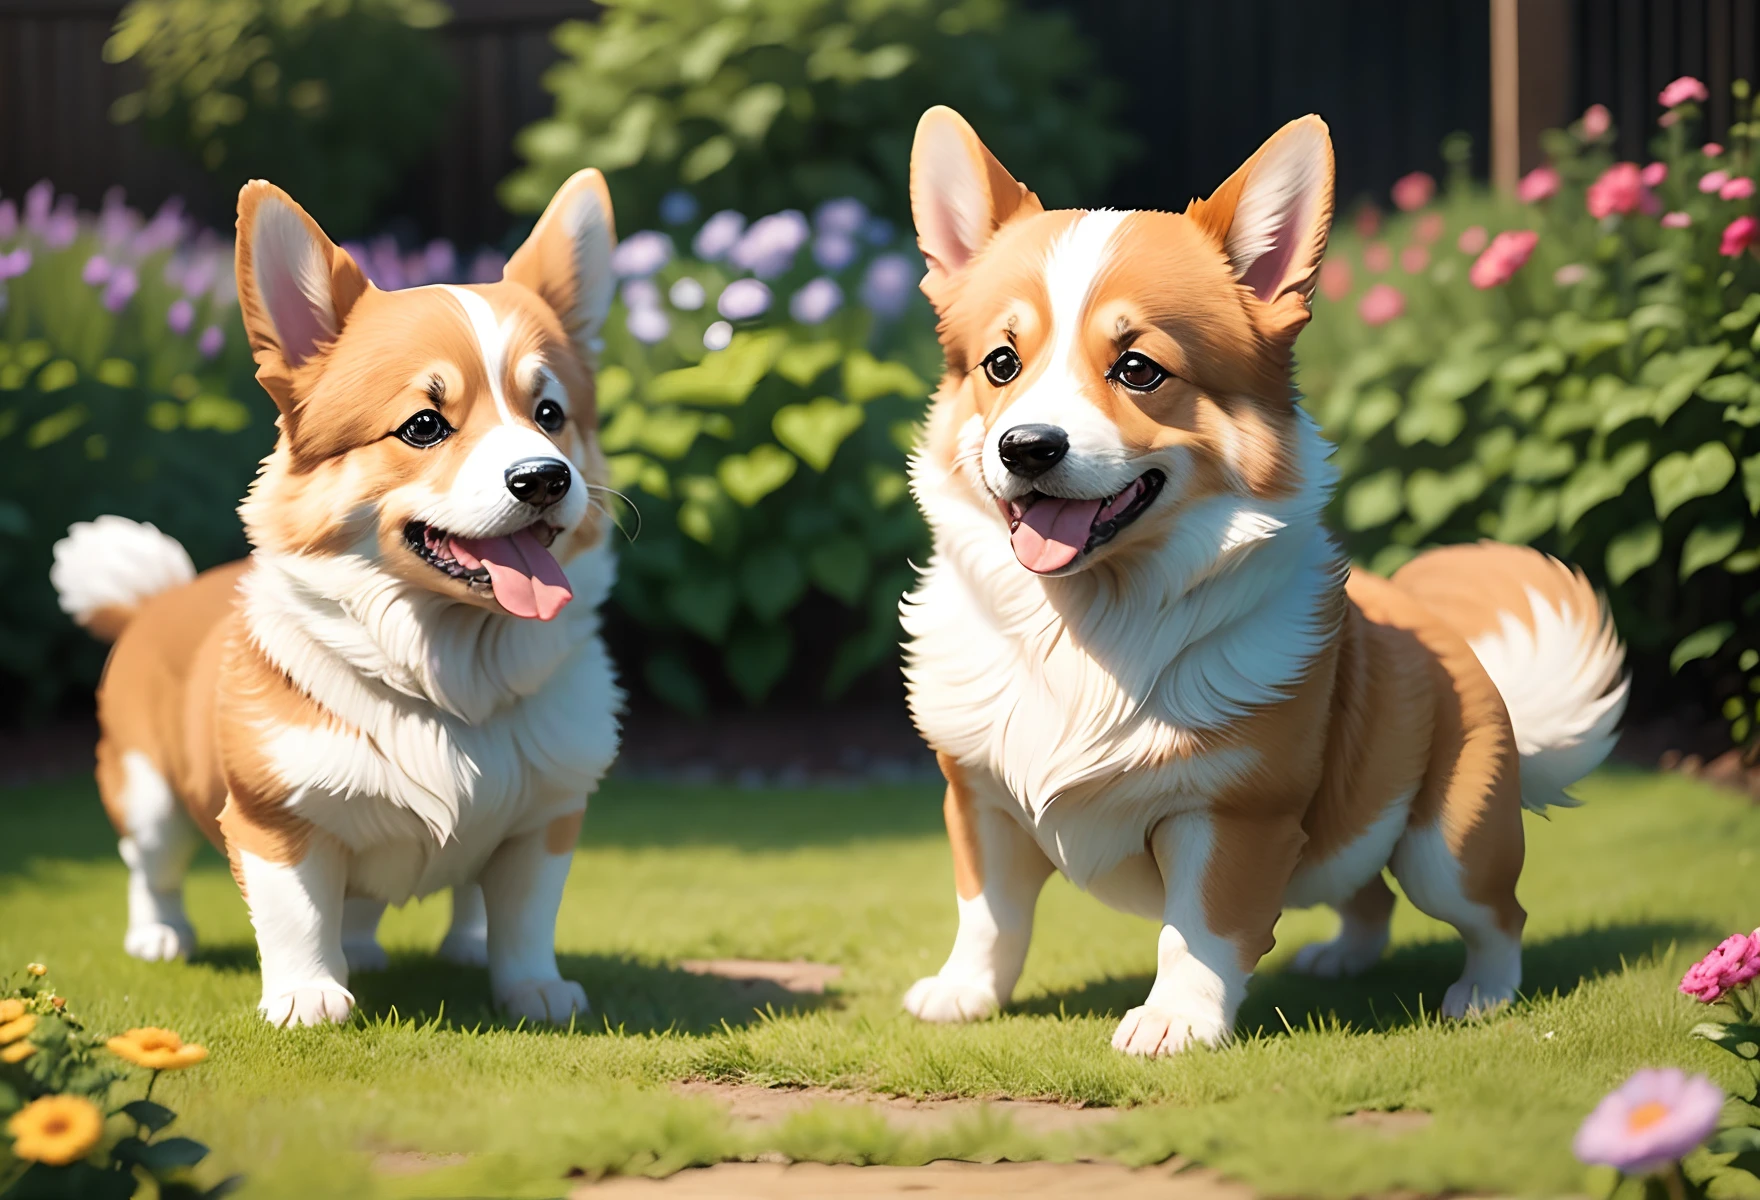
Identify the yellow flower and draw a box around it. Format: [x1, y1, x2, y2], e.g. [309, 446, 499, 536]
[23, 964, 45, 977]
[0, 999, 23, 1022]
[1, 1041, 33, 1063]
[105, 1027, 207, 1070]
[0, 1014, 35, 1046]
[7, 1095, 103, 1166]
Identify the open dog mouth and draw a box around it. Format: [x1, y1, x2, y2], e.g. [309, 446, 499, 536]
[998, 469, 1166, 574]
[403, 520, 574, 621]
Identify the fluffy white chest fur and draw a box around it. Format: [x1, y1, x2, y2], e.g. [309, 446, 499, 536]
[902, 410, 1341, 898]
[241, 540, 622, 903]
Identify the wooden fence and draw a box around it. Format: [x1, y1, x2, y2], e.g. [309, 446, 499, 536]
[2, 1, 1758, 244]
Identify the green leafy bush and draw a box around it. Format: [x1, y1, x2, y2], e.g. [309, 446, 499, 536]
[1302, 82, 1760, 752]
[502, 0, 1135, 228]
[106, 0, 456, 238]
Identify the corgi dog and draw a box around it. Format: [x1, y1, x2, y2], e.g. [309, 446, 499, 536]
[49, 171, 624, 1027]
[898, 107, 1628, 1055]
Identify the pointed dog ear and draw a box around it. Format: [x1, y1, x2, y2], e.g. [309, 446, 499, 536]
[910, 106, 1042, 307]
[503, 168, 617, 361]
[234, 181, 369, 415]
[1186, 116, 1335, 337]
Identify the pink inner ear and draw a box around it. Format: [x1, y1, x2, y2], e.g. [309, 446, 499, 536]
[1239, 204, 1308, 303]
[263, 269, 332, 366]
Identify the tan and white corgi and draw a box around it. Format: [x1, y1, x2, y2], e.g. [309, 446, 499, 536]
[50, 171, 624, 1027]
[899, 107, 1628, 1055]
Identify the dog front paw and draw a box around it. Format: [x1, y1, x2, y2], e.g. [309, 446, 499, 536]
[1110, 1003, 1229, 1057]
[1441, 978, 1515, 1019]
[495, 978, 589, 1025]
[342, 936, 389, 974]
[124, 922, 195, 963]
[437, 928, 489, 968]
[260, 985, 355, 1028]
[902, 974, 1001, 1023]
[1289, 934, 1384, 979]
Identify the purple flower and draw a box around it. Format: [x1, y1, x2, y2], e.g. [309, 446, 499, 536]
[467, 248, 507, 284]
[45, 202, 77, 248]
[197, 324, 224, 360]
[717, 278, 772, 320]
[1573, 1069, 1723, 1175]
[731, 210, 811, 278]
[693, 210, 747, 261]
[422, 239, 456, 283]
[703, 320, 733, 351]
[82, 255, 113, 286]
[167, 298, 195, 335]
[131, 198, 186, 257]
[367, 236, 407, 291]
[660, 190, 699, 226]
[178, 254, 218, 298]
[860, 253, 919, 318]
[611, 230, 673, 278]
[103, 266, 139, 312]
[0, 200, 16, 240]
[625, 306, 670, 343]
[862, 216, 896, 245]
[98, 187, 137, 248]
[0, 248, 32, 280]
[789, 277, 843, 325]
[813, 232, 858, 271]
[23, 182, 52, 234]
[815, 197, 868, 235]
[669, 277, 705, 310]
[621, 278, 661, 310]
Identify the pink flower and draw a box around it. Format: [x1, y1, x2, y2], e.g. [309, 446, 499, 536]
[1581, 104, 1612, 139]
[1401, 244, 1430, 274]
[1661, 211, 1693, 229]
[1469, 230, 1539, 289]
[1680, 931, 1760, 1002]
[1554, 263, 1589, 286]
[1587, 163, 1653, 218]
[1705, 143, 1725, 157]
[1353, 205, 1381, 238]
[1318, 259, 1352, 301]
[1641, 162, 1668, 187]
[1457, 225, 1489, 255]
[1573, 1069, 1723, 1176]
[1721, 176, 1756, 200]
[1415, 212, 1446, 244]
[1358, 283, 1405, 325]
[1702, 170, 1731, 194]
[1364, 241, 1392, 273]
[1518, 165, 1561, 203]
[1721, 215, 1759, 257]
[1660, 110, 1682, 128]
[1391, 171, 1436, 212]
[1660, 76, 1710, 107]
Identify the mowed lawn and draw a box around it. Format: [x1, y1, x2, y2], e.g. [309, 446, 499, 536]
[5, 766, 1759, 1198]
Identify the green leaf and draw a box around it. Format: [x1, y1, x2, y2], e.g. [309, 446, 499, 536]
[1650, 443, 1737, 518]
[1511, 439, 1574, 482]
[774, 340, 844, 387]
[114, 1135, 209, 1170]
[773, 397, 865, 471]
[1718, 292, 1760, 330]
[807, 535, 870, 604]
[1653, 346, 1727, 423]
[1681, 521, 1744, 579]
[26, 404, 87, 449]
[1559, 440, 1649, 529]
[1673, 623, 1736, 672]
[843, 351, 927, 403]
[36, 358, 77, 393]
[1698, 373, 1758, 403]
[1497, 484, 1559, 543]
[1745, 454, 1760, 514]
[1494, 345, 1566, 388]
[1347, 387, 1401, 439]
[635, 408, 706, 459]
[724, 623, 793, 703]
[122, 1099, 177, 1133]
[1709, 1126, 1760, 1153]
[1342, 469, 1403, 530]
[680, 133, 736, 181]
[664, 577, 737, 642]
[738, 544, 805, 621]
[1606, 523, 1662, 584]
[1692, 1021, 1760, 1060]
[648, 333, 782, 406]
[717, 444, 797, 506]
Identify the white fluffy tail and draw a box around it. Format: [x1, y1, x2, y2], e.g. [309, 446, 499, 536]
[1392, 541, 1628, 813]
[50, 516, 196, 642]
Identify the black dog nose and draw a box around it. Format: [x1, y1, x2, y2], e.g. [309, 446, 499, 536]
[505, 457, 572, 506]
[997, 424, 1070, 478]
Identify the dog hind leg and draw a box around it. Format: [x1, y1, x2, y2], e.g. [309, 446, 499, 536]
[111, 749, 201, 962]
[438, 883, 489, 967]
[1289, 873, 1396, 979]
[341, 898, 389, 973]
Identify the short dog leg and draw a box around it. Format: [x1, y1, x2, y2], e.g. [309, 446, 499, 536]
[1289, 873, 1396, 979]
[237, 833, 354, 1027]
[481, 812, 587, 1024]
[904, 755, 1052, 1022]
[438, 883, 489, 967]
[1392, 822, 1525, 1018]
[114, 751, 201, 962]
[341, 897, 389, 973]
[1113, 813, 1303, 1056]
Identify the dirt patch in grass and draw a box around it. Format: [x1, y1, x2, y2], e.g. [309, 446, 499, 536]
[572, 1160, 1250, 1198]
[673, 1080, 1119, 1135]
[1333, 1108, 1434, 1135]
[677, 959, 844, 994]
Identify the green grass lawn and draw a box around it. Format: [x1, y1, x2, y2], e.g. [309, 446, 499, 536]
[5, 765, 1759, 1198]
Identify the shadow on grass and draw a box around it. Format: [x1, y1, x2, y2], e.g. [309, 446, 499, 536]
[1015, 919, 1712, 1034]
[190, 943, 838, 1035]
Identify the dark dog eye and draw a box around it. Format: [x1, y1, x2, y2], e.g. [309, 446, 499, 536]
[535, 398, 567, 433]
[1109, 351, 1168, 392]
[982, 347, 1022, 386]
[397, 409, 452, 448]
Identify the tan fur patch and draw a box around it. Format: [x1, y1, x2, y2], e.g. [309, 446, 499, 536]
[544, 810, 584, 856]
[936, 752, 985, 902]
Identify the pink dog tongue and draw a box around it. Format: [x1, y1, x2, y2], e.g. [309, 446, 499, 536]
[1011, 497, 1101, 574]
[449, 528, 573, 621]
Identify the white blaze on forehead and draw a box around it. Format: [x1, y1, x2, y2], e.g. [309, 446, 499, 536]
[1042, 209, 1131, 367]
[440, 285, 518, 424]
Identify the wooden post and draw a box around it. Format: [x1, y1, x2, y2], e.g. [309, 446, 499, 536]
[1492, 0, 1521, 191]
[1492, 0, 1575, 191]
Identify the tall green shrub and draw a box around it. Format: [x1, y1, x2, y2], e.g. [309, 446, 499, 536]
[501, 0, 1135, 228]
[105, 0, 457, 238]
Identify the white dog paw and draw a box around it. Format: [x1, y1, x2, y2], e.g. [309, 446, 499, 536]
[1290, 935, 1385, 979]
[259, 985, 355, 1028]
[496, 978, 590, 1025]
[437, 929, 489, 968]
[1441, 978, 1515, 1019]
[1110, 1004, 1228, 1057]
[342, 937, 389, 974]
[902, 975, 1000, 1023]
[123, 923, 195, 963]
